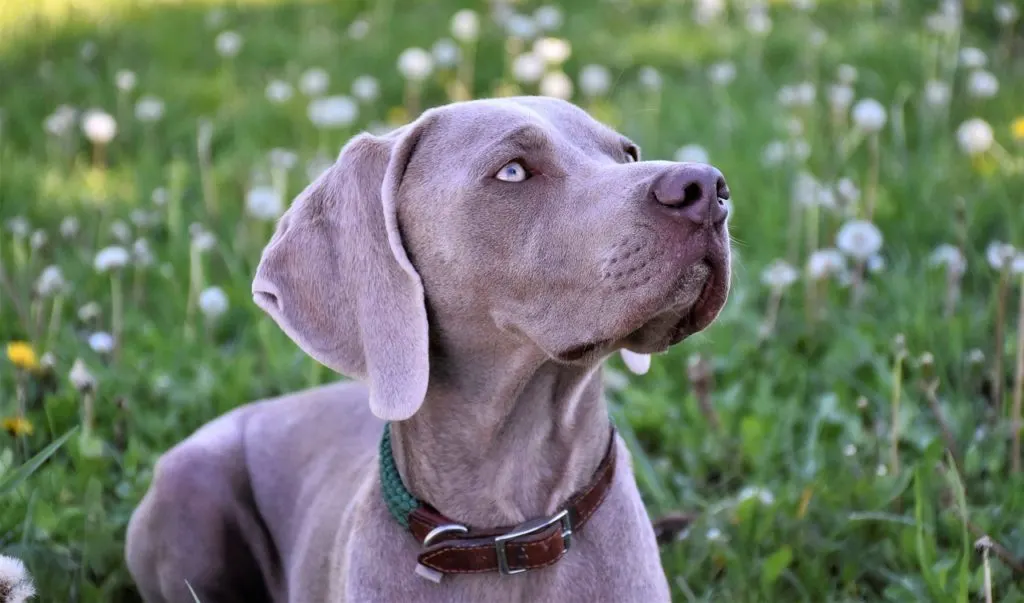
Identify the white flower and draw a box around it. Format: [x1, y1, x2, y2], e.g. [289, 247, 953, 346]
[307, 95, 358, 129]
[836, 64, 858, 84]
[1012, 254, 1024, 275]
[205, 7, 226, 28]
[451, 9, 480, 42]
[512, 53, 545, 84]
[89, 331, 115, 354]
[778, 82, 816, 108]
[115, 69, 137, 93]
[80, 40, 97, 61]
[505, 14, 538, 39]
[674, 144, 709, 164]
[44, 105, 77, 137]
[986, 241, 1016, 270]
[745, 7, 772, 35]
[955, 118, 993, 155]
[995, 3, 1019, 25]
[707, 61, 736, 87]
[738, 486, 775, 505]
[36, 265, 66, 296]
[925, 10, 960, 34]
[133, 238, 154, 266]
[533, 5, 563, 30]
[60, 216, 80, 238]
[397, 48, 434, 82]
[130, 209, 155, 228]
[791, 171, 820, 207]
[694, 0, 726, 25]
[867, 254, 886, 274]
[93, 246, 130, 272]
[299, 68, 330, 97]
[967, 348, 985, 364]
[637, 66, 661, 90]
[78, 302, 101, 322]
[806, 248, 846, 280]
[923, 80, 951, 108]
[843, 444, 857, 457]
[808, 27, 828, 48]
[69, 358, 96, 391]
[432, 38, 460, 68]
[191, 229, 217, 253]
[268, 148, 299, 170]
[828, 84, 854, 112]
[151, 187, 168, 206]
[199, 286, 229, 319]
[578, 64, 611, 97]
[836, 220, 883, 260]
[965, 70, 998, 98]
[836, 177, 860, 206]
[265, 80, 294, 104]
[350, 75, 380, 103]
[0, 553, 36, 603]
[110, 220, 131, 243]
[792, 0, 816, 11]
[851, 98, 887, 132]
[81, 109, 117, 144]
[875, 464, 888, 477]
[539, 71, 573, 99]
[928, 244, 967, 276]
[153, 373, 173, 394]
[134, 95, 165, 122]
[533, 37, 571, 65]
[347, 18, 370, 40]
[246, 185, 284, 221]
[29, 229, 47, 249]
[215, 30, 243, 57]
[761, 259, 799, 290]
[959, 47, 987, 69]
[706, 527, 726, 542]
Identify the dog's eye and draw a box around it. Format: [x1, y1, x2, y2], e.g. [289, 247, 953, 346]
[495, 161, 530, 182]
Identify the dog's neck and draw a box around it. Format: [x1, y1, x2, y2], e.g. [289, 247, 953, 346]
[390, 339, 612, 528]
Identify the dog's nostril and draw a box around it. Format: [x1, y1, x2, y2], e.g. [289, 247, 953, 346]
[682, 183, 703, 206]
[716, 178, 730, 201]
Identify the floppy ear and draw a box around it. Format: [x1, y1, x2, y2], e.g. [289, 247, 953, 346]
[252, 120, 431, 421]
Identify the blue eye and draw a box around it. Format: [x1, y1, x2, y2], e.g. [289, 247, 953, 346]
[495, 161, 529, 182]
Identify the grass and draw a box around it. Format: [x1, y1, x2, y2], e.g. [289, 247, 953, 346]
[1, 0, 1023, 600]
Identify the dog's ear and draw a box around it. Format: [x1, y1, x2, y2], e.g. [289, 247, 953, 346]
[252, 120, 431, 421]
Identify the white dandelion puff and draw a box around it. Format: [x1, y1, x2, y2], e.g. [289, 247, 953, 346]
[88, 331, 115, 354]
[245, 185, 284, 221]
[761, 260, 799, 290]
[986, 241, 1016, 270]
[851, 98, 887, 133]
[956, 118, 993, 155]
[674, 144, 709, 164]
[93, 246, 130, 272]
[265, 80, 294, 104]
[432, 38, 460, 68]
[307, 96, 358, 129]
[539, 71, 573, 99]
[450, 9, 480, 42]
[928, 244, 967, 276]
[81, 109, 117, 144]
[351, 75, 380, 102]
[806, 248, 847, 280]
[199, 286, 229, 319]
[533, 37, 572, 66]
[115, 69, 137, 93]
[134, 95, 165, 122]
[0, 553, 36, 603]
[578, 64, 611, 97]
[36, 265, 66, 297]
[215, 30, 243, 58]
[397, 48, 434, 82]
[836, 220, 883, 260]
[965, 70, 998, 99]
[299, 68, 330, 97]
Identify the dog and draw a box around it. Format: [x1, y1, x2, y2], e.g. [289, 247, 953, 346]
[124, 96, 731, 603]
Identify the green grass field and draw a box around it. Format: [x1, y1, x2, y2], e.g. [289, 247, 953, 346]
[1, 0, 1023, 600]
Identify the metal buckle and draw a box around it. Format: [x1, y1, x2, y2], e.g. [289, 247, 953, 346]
[422, 523, 469, 547]
[494, 509, 573, 576]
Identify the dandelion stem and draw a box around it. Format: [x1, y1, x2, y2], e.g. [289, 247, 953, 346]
[993, 267, 1010, 417]
[197, 119, 217, 216]
[982, 543, 993, 603]
[456, 42, 476, 101]
[759, 288, 784, 342]
[404, 80, 422, 119]
[45, 293, 65, 352]
[1010, 274, 1024, 474]
[184, 244, 202, 342]
[82, 391, 95, 434]
[889, 346, 906, 476]
[111, 273, 123, 359]
[864, 133, 879, 221]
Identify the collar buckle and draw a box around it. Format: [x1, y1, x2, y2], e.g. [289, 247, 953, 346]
[494, 508, 573, 575]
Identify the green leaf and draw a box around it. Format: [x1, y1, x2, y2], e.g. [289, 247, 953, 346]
[0, 427, 78, 497]
[760, 545, 793, 590]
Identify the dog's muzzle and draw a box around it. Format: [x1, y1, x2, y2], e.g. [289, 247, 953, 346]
[380, 423, 617, 578]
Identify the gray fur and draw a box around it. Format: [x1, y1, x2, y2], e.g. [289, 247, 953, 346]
[125, 97, 731, 603]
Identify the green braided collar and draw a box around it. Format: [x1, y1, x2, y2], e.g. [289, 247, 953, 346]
[379, 422, 420, 528]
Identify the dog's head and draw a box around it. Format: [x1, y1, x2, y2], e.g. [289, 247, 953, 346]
[253, 97, 731, 420]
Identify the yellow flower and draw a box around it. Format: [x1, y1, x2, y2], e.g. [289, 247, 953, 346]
[6, 341, 39, 371]
[2, 416, 34, 437]
[1012, 117, 1024, 141]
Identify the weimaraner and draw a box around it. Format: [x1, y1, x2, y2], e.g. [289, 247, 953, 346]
[124, 96, 731, 603]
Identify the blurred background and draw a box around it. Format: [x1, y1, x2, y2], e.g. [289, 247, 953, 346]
[1, 0, 1023, 600]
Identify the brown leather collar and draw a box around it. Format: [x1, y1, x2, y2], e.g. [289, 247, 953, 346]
[400, 427, 617, 576]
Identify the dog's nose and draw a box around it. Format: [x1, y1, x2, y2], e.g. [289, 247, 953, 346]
[652, 164, 729, 224]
